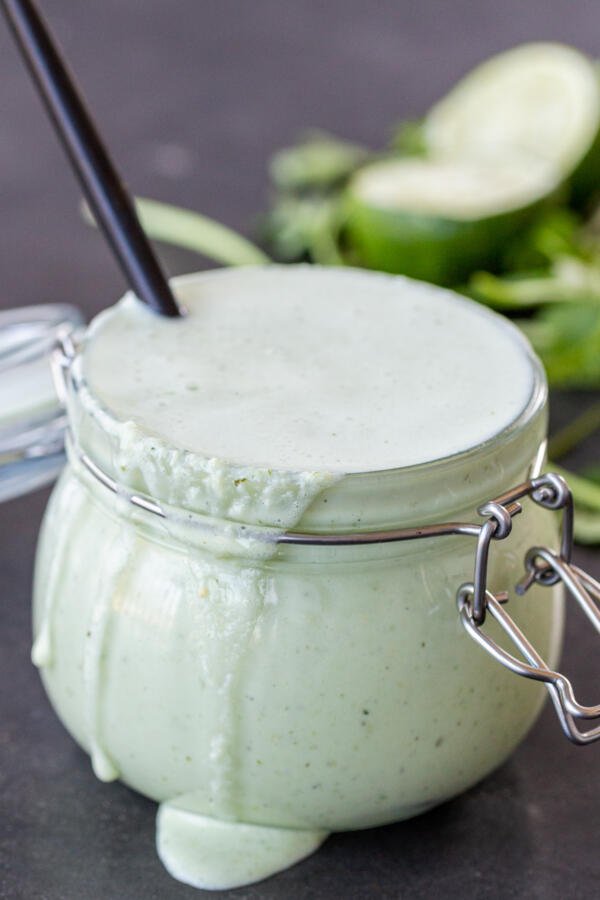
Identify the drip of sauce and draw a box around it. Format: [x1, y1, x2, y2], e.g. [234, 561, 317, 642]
[186, 561, 268, 820]
[82, 528, 133, 782]
[32, 478, 86, 667]
[157, 802, 328, 891]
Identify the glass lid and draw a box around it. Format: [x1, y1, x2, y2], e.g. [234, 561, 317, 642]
[0, 303, 83, 503]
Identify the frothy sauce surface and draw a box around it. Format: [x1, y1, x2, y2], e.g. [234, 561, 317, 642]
[84, 266, 535, 473]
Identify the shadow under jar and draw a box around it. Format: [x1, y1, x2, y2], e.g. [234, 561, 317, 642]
[30, 266, 566, 890]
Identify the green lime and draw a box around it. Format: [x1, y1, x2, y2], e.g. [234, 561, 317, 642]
[345, 157, 558, 284]
[425, 42, 600, 205]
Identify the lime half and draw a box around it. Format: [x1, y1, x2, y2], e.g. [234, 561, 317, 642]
[345, 157, 558, 283]
[425, 42, 600, 203]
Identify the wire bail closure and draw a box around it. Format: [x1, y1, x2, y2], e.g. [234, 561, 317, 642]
[463, 472, 574, 626]
[53, 329, 599, 745]
[457, 472, 600, 745]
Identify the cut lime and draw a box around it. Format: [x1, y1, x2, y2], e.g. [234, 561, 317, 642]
[345, 157, 558, 283]
[425, 43, 600, 203]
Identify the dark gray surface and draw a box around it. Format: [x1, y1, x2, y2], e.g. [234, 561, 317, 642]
[1, 2, 599, 898]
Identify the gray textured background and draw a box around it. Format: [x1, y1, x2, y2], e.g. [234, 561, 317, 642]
[1, 2, 599, 898]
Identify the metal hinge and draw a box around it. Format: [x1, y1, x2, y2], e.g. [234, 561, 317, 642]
[457, 473, 600, 745]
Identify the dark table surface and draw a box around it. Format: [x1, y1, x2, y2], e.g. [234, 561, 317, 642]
[1, 2, 599, 898]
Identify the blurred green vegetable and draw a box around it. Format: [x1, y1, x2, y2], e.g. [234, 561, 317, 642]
[269, 131, 367, 192]
[582, 462, 600, 484]
[260, 194, 344, 265]
[83, 197, 270, 267]
[521, 303, 600, 389]
[344, 156, 557, 284]
[551, 464, 600, 544]
[389, 119, 427, 156]
[548, 402, 600, 458]
[546, 405, 600, 544]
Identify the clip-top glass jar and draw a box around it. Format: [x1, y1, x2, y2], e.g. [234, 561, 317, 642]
[2, 266, 598, 891]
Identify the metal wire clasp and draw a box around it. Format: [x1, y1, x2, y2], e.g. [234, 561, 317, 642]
[457, 473, 600, 745]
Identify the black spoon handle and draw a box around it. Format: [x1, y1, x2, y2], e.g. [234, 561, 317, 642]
[1, 0, 182, 318]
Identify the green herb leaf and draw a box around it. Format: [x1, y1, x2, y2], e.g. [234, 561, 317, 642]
[500, 207, 582, 272]
[389, 119, 427, 156]
[548, 401, 600, 459]
[469, 251, 600, 310]
[551, 464, 600, 511]
[549, 463, 600, 544]
[469, 270, 570, 309]
[572, 508, 600, 544]
[521, 302, 600, 389]
[262, 194, 345, 265]
[269, 131, 367, 193]
[581, 463, 600, 485]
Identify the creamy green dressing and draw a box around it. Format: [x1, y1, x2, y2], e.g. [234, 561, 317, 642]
[32, 267, 561, 891]
[83, 266, 534, 472]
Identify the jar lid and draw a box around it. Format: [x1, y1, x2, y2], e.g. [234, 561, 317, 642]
[0, 303, 84, 503]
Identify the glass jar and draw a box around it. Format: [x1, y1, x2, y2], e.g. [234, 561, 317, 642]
[33, 315, 560, 831]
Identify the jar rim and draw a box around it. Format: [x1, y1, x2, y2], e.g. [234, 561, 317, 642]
[63, 308, 547, 536]
[68, 297, 547, 482]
